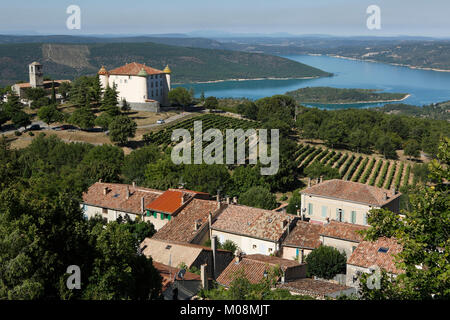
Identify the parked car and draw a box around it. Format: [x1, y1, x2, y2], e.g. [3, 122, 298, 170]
[53, 124, 77, 131]
[156, 119, 165, 124]
[28, 124, 41, 131]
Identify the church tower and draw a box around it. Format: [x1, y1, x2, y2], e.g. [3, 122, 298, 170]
[29, 61, 43, 88]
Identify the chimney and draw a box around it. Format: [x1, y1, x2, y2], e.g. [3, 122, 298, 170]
[216, 194, 220, 202]
[211, 236, 217, 279]
[194, 220, 200, 231]
[383, 192, 388, 201]
[232, 196, 237, 204]
[103, 187, 108, 195]
[235, 252, 242, 263]
[99, 179, 102, 183]
[126, 186, 130, 199]
[141, 197, 145, 213]
[132, 181, 136, 188]
[307, 178, 311, 188]
[320, 176, 323, 184]
[226, 197, 230, 204]
[200, 264, 208, 290]
[391, 186, 397, 195]
[208, 212, 213, 239]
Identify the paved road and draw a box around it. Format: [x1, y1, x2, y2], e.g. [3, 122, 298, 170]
[1, 111, 194, 136]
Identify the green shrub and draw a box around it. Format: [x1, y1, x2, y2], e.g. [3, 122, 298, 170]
[305, 245, 347, 279]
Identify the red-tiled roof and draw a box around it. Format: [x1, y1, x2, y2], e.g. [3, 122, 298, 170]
[283, 221, 323, 249]
[108, 62, 164, 76]
[211, 204, 294, 242]
[347, 237, 403, 274]
[277, 278, 352, 298]
[216, 254, 301, 287]
[152, 261, 201, 291]
[301, 179, 402, 206]
[152, 199, 220, 243]
[13, 80, 70, 88]
[145, 189, 195, 215]
[320, 221, 369, 243]
[82, 182, 163, 215]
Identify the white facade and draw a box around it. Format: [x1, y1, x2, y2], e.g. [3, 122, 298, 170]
[301, 193, 373, 226]
[212, 230, 279, 256]
[98, 63, 171, 107]
[81, 203, 137, 222]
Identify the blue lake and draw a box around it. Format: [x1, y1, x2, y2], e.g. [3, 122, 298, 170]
[175, 54, 450, 109]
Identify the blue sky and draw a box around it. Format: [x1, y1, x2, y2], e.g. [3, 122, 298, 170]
[0, 0, 449, 37]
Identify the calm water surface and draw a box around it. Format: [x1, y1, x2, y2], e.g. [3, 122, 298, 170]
[175, 54, 450, 109]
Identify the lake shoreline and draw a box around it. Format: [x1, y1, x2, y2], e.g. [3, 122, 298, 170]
[172, 75, 321, 85]
[299, 93, 411, 105]
[322, 54, 450, 73]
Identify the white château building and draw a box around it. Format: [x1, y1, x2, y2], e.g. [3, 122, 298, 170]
[98, 62, 171, 112]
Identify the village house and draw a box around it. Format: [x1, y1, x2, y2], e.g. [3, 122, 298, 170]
[216, 254, 307, 287]
[281, 220, 323, 263]
[81, 181, 163, 222]
[210, 204, 296, 256]
[300, 179, 402, 226]
[276, 278, 356, 299]
[151, 197, 226, 245]
[98, 62, 171, 111]
[143, 188, 210, 230]
[320, 220, 369, 259]
[153, 261, 210, 300]
[11, 61, 70, 100]
[346, 237, 403, 288]
[140, 238, 233, 279]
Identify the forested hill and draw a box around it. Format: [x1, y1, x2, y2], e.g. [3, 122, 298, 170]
[0, 42, 331, 86]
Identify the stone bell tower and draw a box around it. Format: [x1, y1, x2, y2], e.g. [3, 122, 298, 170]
[29, 61, 44, 88]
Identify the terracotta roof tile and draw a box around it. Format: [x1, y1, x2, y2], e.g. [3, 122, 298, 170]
[301, 179, 401, 206]
[145, 189, 195, 215]
[211, 204, 294, 242]
[347, 237, 403, 274]
[108, 62, 164, 76]
[82, 182, 163, 215]
[152, 261, 201, 291]
[277, 278, 351, 297]
[216, 254, 301, 287]
[320, 221, 369, 243]
[152, 199, 220, 243]
[283, 221, 324, 249]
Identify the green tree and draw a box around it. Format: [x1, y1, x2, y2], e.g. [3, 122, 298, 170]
[80, 144, 124, 183]
[230, 165, 268, 197]
[305, 245, 347, 279]
[183, 164, 231, 195]
[51, 81, 57, 104]
[122, 144, 163, 185]
[375, 134, 398, 159]
[168, 87, 192, 108]
[286, 189, 302, 215]
[204, 96, 219, 111]
[69, 107, 96, 129]
[11, 111, 31, 129]
[404, 139, 421, 160]
[58, 82, 71, 100]
[239, 186, 278, 210]
[108, 115, 137, 145]
[94, 112, 113, 131]
[38, 105, 63, 125]
[121, 98, 131, 113]
[303, 161, 340, 180]
[144, 157, 184, 190]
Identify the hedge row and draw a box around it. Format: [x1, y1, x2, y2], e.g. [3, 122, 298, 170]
[351, 157, 368, 182]
[384, 162, 397, 189]
[340, 155, 356, 178]
[369, 159, 384, 186]
[359, 158, 375, 183]
[394, 162, 404, 190]
[376, 161, 390, 188]
[402, 164, 411, 187]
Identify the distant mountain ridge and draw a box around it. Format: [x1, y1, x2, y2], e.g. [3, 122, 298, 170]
[0, 41, 331, 86]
